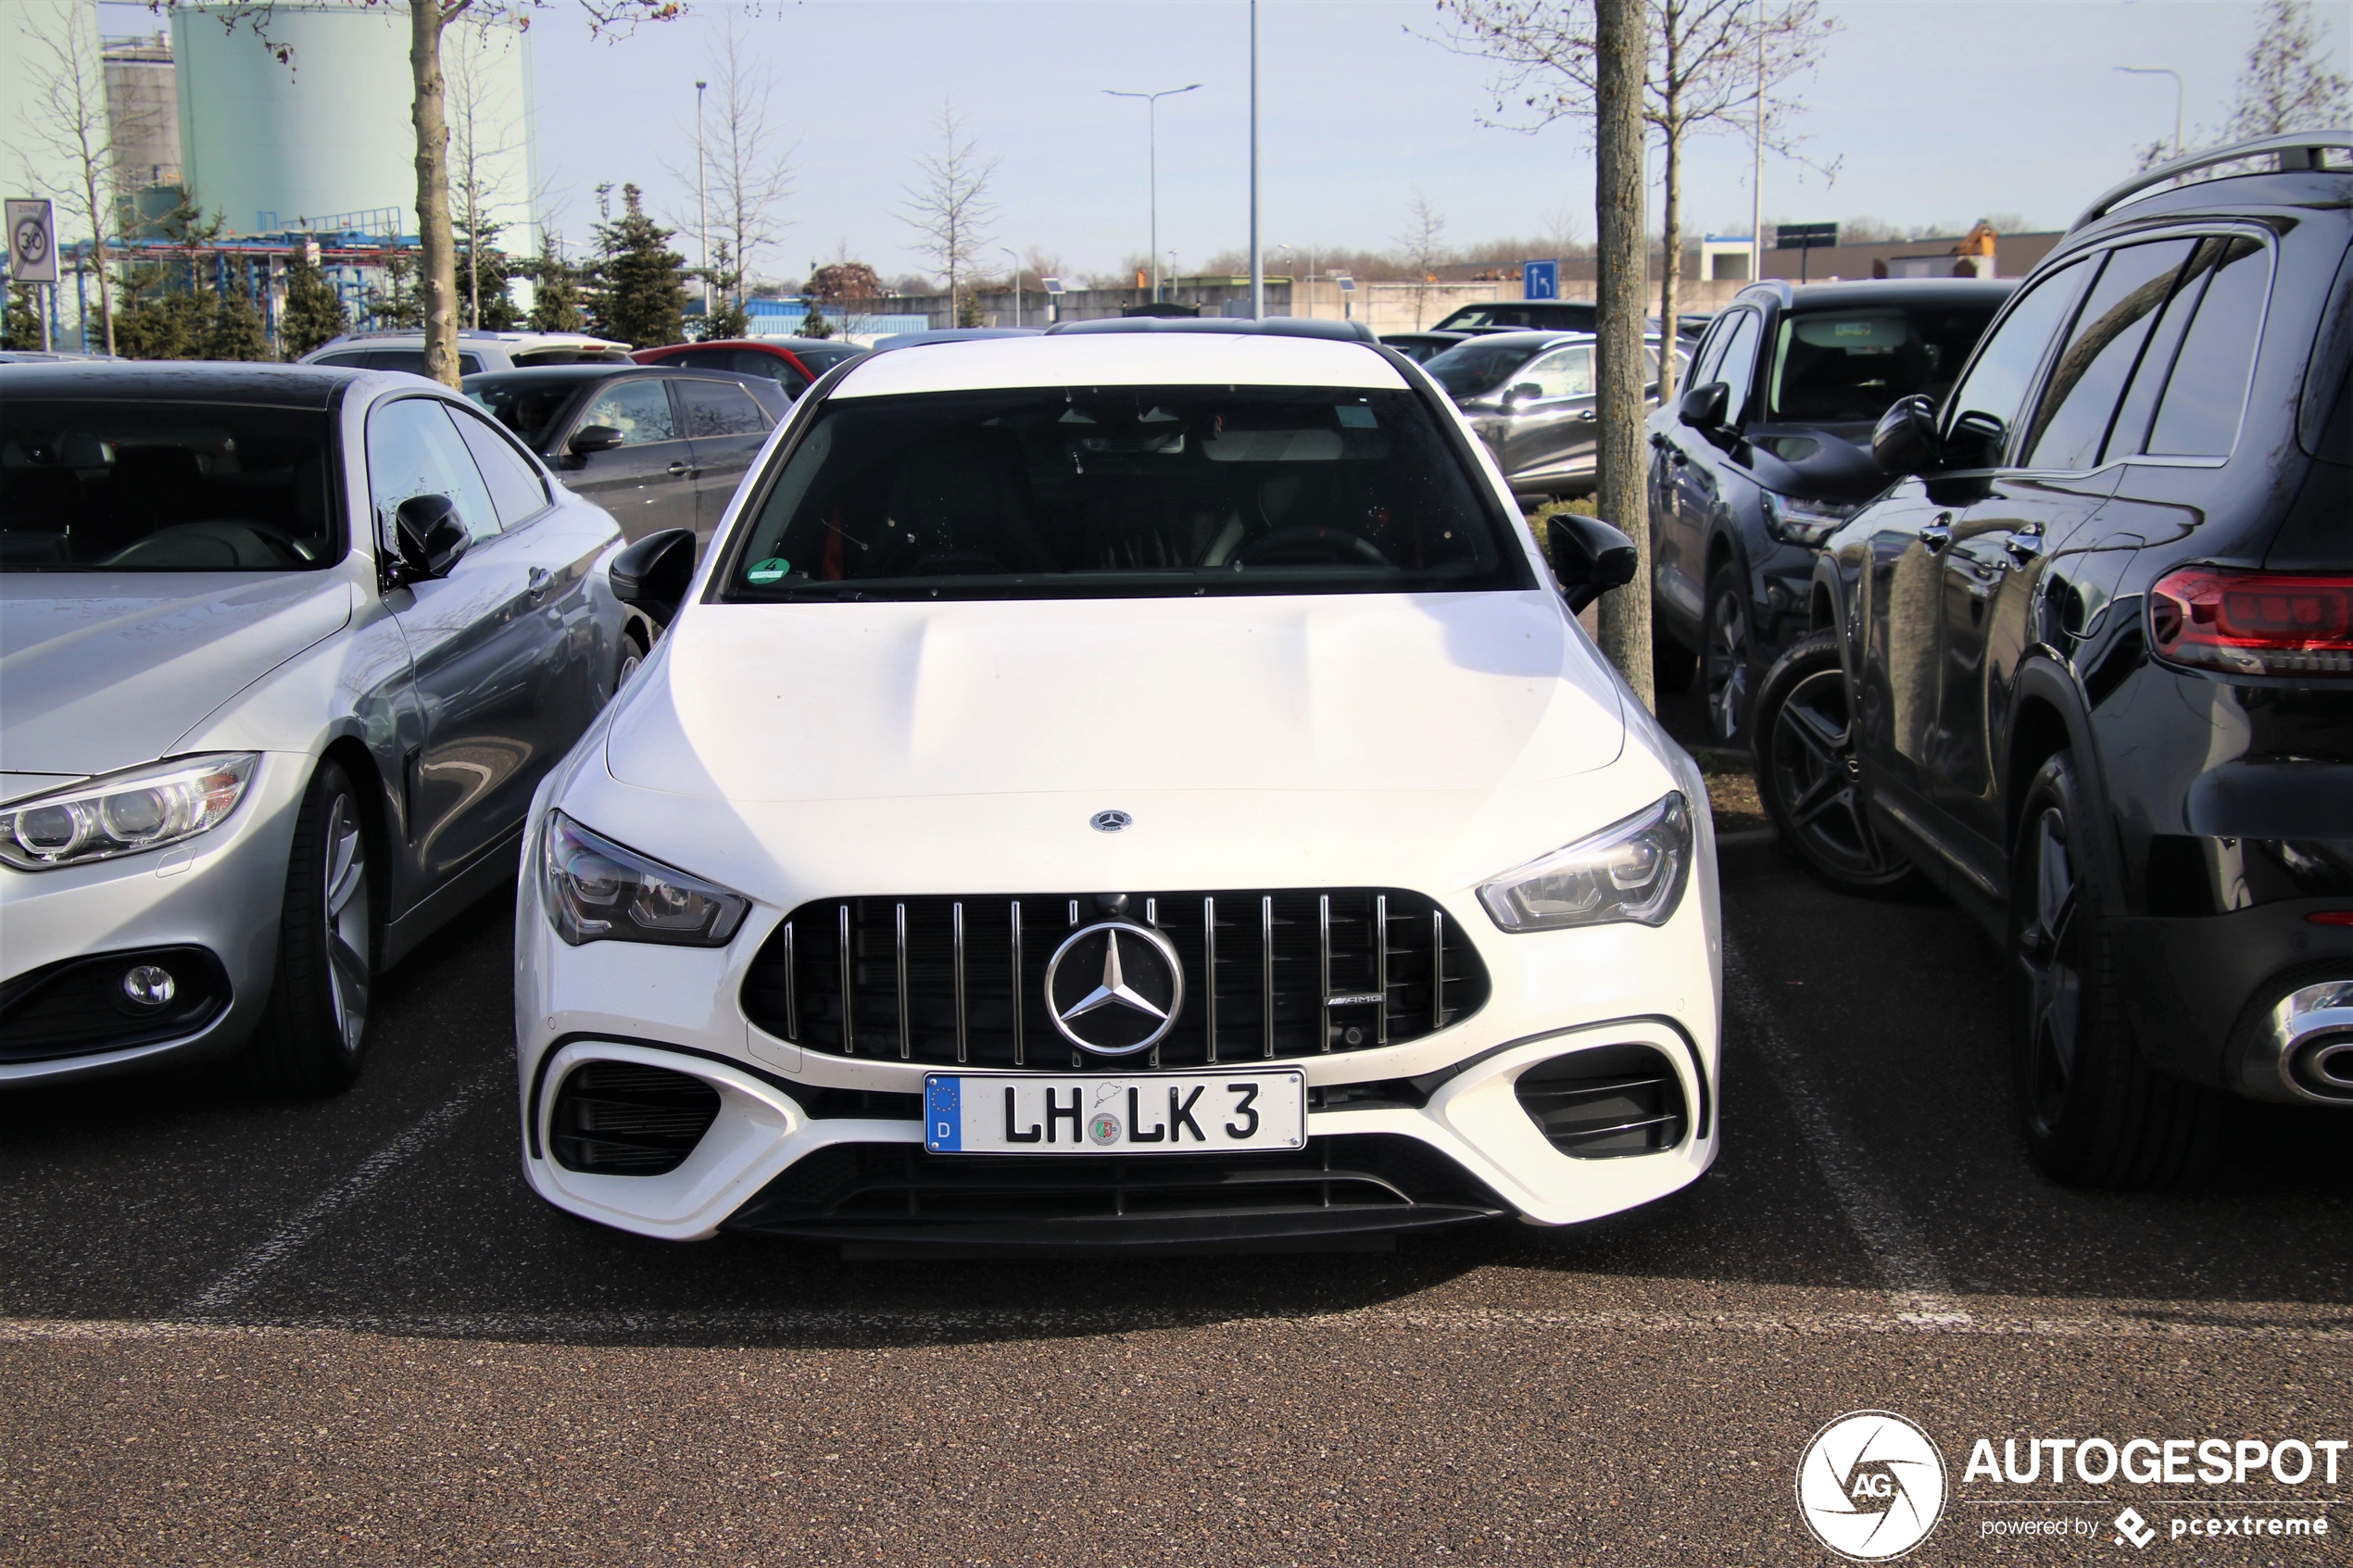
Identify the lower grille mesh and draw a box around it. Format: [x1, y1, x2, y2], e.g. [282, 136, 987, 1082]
[741, 888, 1490, 1070]
[1514, 1045, 1690, 1159]
[549, 1060, 722, 1175]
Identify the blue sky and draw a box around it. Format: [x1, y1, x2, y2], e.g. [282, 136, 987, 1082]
[107, 0, 2351, 283]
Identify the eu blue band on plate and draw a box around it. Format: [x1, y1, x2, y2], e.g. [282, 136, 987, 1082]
[925, 1074, 961, 1151]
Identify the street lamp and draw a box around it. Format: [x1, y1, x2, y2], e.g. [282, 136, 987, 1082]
[695, 80, 710, 312]
[2114, 65, 2184, 159]
[1103, 82, 1201, 303]
[1000, 245, 1022, 328]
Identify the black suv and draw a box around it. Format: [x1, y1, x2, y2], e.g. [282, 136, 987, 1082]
[1752, 132, 2353, 1186]
[1646, 278, 2014, 742]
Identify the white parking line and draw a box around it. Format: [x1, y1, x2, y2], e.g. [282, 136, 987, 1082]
[180, 1069, 497, 1319]
[1722, 934, 1972, 1325]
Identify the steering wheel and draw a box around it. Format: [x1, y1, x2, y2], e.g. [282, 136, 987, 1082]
[1229, 525, 1392, 569]
[100, 521, 312, 570]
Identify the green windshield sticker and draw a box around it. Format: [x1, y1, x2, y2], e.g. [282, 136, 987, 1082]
[748, 558, 791, 584]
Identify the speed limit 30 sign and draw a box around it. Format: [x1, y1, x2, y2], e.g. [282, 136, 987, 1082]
[6, 199, 59, 284]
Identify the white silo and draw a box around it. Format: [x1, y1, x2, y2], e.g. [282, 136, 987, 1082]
[170, 2, 534, 240]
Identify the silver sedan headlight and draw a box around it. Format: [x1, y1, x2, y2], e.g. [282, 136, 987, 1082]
[1478, 793, 1693, 932]
[0, 753, 259, 872]
[541, 811, 749, 947]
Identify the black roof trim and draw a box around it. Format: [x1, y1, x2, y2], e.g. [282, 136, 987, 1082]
[0, 361, 353, 408]
[1043, 316, 1379, 344]
[2072, 129, 2353, 232]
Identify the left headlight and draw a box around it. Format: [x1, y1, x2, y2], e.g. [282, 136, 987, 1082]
[1760, 490, 1861, 548]
[541, 810, 749, 947]
[0, 753, 259, 872]
[1478, 793, 1693, 933]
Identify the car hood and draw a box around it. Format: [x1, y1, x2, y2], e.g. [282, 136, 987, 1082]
[0, 573, 354, 776]
[606, 592, 1625, 806]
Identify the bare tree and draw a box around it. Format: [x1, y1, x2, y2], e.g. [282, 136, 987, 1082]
[1594, 0, 1652, 706]
[1431, 0, 1839, 403]
[152, 0, 683, 387]
[1395, 191, 1451, 328]
[673, 11, 798, 311]
[2227, 0, 2350, 140]
[9, 9, 118, 355]
[896, 97, 1000, 326]
[444, 19, 528, 329]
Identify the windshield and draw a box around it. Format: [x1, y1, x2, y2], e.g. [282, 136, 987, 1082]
[721, 384, 1529, 601]
[1424, 340, 1549, 398]
[1765, 304, 2004, 423]
[1, 400, 335, 571]
[466, 372, 593, 448]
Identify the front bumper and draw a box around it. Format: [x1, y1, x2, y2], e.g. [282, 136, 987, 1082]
[0, 753, 308, 1086]
[516, 841, 1723, 1247]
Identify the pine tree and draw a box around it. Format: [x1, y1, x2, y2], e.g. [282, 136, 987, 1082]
[2, 282, 41, 350]
[697, 241, 749, 340]
[205, 284, 272, 361]
[281, 248, 350, 358]
[367, 247, 424, 330]
[585, 183, 686, 349]
[798, 300, 834, 339]
[529, 232, 585, 332]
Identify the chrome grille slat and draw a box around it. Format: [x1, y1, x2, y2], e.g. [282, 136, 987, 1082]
[752, 888, 1488, 1071]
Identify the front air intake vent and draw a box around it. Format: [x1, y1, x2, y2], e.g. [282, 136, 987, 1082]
[740, 888, 1491, 1071]
[1515, 1044, 1689, 1159]
[549, 1060, 722, 1174]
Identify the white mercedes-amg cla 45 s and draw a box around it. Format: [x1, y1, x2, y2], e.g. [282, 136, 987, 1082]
[516, 319, 1720, 1254]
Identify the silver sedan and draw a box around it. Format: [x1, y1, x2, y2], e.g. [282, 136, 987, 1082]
[1425, 330, 1688, 503]
[0, 362, 648, 1093]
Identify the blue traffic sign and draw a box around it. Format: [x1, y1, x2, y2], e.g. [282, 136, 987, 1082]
[1523, 259, 1559, 300]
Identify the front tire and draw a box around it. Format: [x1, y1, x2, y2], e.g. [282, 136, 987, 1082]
[2010, 750, 2221, 1188]
[1752, 630, 1919, 897]
[242, 760, 372, 1098]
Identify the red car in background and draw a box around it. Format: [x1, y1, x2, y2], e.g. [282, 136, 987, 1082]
[631, 337, 867, 398]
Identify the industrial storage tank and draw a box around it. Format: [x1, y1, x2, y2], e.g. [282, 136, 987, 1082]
[170, 2, 535, 239]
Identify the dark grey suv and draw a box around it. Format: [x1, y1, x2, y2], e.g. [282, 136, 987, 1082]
[1646, 278, 2014, 742]
[1753, 132, 2353, 1186]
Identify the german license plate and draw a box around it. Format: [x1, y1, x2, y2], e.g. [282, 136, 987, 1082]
[924, 1070, 1306, 1154]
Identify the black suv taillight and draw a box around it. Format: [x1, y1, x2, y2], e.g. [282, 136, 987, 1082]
[2149, 567, 2353, 678]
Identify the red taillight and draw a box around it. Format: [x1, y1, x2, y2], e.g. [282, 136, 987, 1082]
[2310, 910, 2353, 927]
[2148, 567, 2353, 678]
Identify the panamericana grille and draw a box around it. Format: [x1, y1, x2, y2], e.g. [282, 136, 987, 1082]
[741, 889, 1490, 1070]
[549, 1060, 723, 1175]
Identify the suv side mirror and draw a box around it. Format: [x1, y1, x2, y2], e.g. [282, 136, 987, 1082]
[609, 527, 697, 626]
[569, 424, 625, 457]
[1677, 381, 1729, 430]
[1503, 382, 1543, 409]
[1871, 394, 1943, 476]
[392, 494, 470, 583]
[1546, 513, 1640, 614]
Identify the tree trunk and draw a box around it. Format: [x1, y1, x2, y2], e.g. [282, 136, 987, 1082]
[409, 0, 459, 387]
[1593, 0, 1655, 712]
[1657, 121, 1681, 407]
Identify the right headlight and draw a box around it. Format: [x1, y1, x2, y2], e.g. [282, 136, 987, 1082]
[1760, 490, 1861, 548]
[1478, 793, 1692, 932]
[541, 811, 749, 947]
[0, 753, 258, 872]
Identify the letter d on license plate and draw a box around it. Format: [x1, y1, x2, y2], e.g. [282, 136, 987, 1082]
[925, 1071, 1306, 1154]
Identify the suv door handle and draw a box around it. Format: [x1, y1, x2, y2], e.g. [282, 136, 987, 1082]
[1577, 408, 1599, 423]
[667, 461, 696, 477]
[2005, 525, 2045, 563]
[1919, 521, 1954, 550]
[525, 566, 554, 601]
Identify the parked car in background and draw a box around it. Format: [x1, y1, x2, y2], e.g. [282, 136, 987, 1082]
[0, 362, 639, 1094]
[1427, 330, 1690, 503]
[462, 364, 781, 554]
[1434, 300, 1598, 333]
[1754, 132, 2353, 1188]
[1647, 277, 2014, 741]
[517, 315, 1714, 1251]
[1380, 330, 1475, 363]
[632, 337, 867, 398]
[300, 329, 634, 377]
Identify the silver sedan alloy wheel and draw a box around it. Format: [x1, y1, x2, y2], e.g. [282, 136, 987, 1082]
[322, 792, 371, 1055]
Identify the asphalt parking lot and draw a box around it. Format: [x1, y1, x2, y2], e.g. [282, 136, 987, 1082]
[4, 698, 2347, 1567]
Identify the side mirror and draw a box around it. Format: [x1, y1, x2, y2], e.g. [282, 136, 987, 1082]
[1677, 381, 1729, 430]
[1503, 382, 1544, 409]
[1870, 394, 1943, 476]
[1546, 513, 1640, 614]
[569, 424, 625, 457]
[609, 527, 697, 626]
[392, 494, 470, 583]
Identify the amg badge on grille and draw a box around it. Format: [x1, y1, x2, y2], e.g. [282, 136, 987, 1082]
[1044, 922, 1186, 1056]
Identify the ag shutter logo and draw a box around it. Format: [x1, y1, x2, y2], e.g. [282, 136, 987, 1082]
[1797, 1410, 1948, 1561]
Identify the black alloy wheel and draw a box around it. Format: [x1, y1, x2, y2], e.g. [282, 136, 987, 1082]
[1702, 563, 1754, 743]
[2008, 750, 2221, 1188]
[1752, 631, 1919, 897]
[243, 760, 373, 1098]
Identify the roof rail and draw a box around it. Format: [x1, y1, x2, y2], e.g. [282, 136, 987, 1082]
[2071, 129, 2353, 232]
[1735, 279, 1793, 309]
[1042, 316, 1378, 344]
